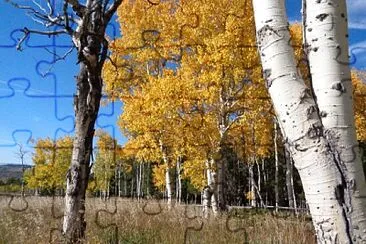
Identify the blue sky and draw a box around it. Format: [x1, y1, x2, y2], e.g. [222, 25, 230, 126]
[0, 0, 365, 165]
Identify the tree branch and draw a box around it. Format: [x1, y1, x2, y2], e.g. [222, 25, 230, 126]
[68, 0, 86, 17]
[104, 0, 123, 23]
[16, 27, 69, 51]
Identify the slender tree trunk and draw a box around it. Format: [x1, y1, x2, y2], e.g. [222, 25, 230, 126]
[305, 0, 366, 241]
[146, 163, 151, 196]
[118, 164, 121, 197]
[136, 163, 140, 201]
[262, 159, 268, 206]
[252, 0, 365, 242]
[274, 119, 279, 212]
[159, 140, 173, 207]
[249, 163, 256, 207]
[131, 172, 134, 199]
[285, 147, 297, 212]
[124, 171, 127, 197]
[165, 166, 173, 207]
[141, 162, 144, 198]
[176, 157, 182, 204]
[256, 161, 261, 195]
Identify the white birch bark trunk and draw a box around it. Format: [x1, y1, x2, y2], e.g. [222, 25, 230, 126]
[202, 159, 218, 217]
[305, 1, 366, 241]
[285, 147, 297, 213]
[176, 157, 182, 204]
[159, 140, 173, 208]
[252, 0, 360, 242]
[165, 166, 173, 207]
[249, 163, 256, 207]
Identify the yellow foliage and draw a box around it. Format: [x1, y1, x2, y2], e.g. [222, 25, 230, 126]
[152, 164, 166, 191]
[352, 71, 366, 141]
[26, 136, 73, 190]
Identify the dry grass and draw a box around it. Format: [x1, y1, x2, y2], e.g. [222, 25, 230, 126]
[0, 196, 315, 244]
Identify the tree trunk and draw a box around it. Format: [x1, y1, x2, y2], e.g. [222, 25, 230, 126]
[165, 166, 173, 207]
[248, 163, 256, 207]
[252, 0, 365, 242]
[215, 156, 226, 211]
[159, 140, 173, 207]
[63, 60, 101, 242]
[202, 186, 212, 219]
[136, 163, 140, 201]
[123, 171, 127, 197]
[262, 159, 268, 206]
[284, 147, 297, 212]
[118, 164, 122, 197]
[146, 163, 151, 196]
[62, 1, 122, 242]
[274, 119, 279, 212]
[176, 157, 182, 204]
[203, 159, 218, 217]
[305, 0, 366, 241]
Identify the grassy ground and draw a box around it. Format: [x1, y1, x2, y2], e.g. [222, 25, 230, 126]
[0, 196, 315, 244]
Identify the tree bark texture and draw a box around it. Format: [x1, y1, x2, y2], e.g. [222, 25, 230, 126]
[305, 0, 366, 241]
[252, 0, 365, 242]
[63, 1, 123, 242]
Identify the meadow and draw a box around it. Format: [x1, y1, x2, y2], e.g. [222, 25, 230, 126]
[0, 196, 315, 244]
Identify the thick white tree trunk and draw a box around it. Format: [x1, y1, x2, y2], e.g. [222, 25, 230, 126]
[252, 0, 363, 242]
[165, 166, 173, 206]
[305, 0, 366, 241]
[202, 159, 218, 217]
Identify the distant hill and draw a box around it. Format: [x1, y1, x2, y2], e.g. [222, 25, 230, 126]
[0, 164, 32, 181]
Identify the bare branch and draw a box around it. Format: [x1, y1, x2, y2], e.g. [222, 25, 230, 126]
[104, 0, 123, 23]
[32, 0, 47, 14]
[41, 47, 75, 76]
[46, 0, 53, 15]
[68, 0, 86, 17]
[16, 27, 69, 51]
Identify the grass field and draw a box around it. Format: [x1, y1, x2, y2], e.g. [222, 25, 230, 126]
[0, 196, 315, 243]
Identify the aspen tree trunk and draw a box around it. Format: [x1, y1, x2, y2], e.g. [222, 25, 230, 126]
[256, 161, 261, 195]
[136, 163, 140, 201]
[284, 147, 297, 212]
[249, 163, 256, 207]
[252, 0, 364, 242]
[215, 155, 226, 211]
[274, 120, 279, 212]
[304, 0, 366, 241]
[176, 157, 182, 204]
[131, 174, 134, 198]
[118, 164, 122, 197]
[262, 159, 268, 206]
[62, 1, 122, 242]
[141, 163, 144, 198]
[146, 163, 151, 196]
[159, 140, 173, 207]
[124, 171, 127, 197]
[203, 160, 218, 217]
